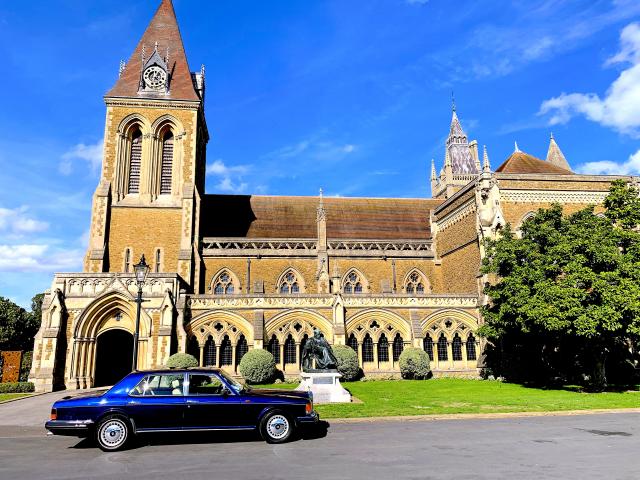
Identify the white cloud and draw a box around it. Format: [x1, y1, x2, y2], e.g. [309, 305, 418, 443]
[215, 177, 248, 194]
[206, 159, 251, 194]
[60, 138, 104, 175]
[576, 148, 640, 175]
[206, 159, 250, 176]
[0, 244, 83, 272]
[539, 23, 640, 137]
[0, 206, 49, 235]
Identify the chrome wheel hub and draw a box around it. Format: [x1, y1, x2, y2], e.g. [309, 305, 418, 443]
[99, 420, 126, 448]
[266, 415, 289, 440]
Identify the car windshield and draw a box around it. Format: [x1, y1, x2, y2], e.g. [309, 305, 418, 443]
[218, 370, 248, 393]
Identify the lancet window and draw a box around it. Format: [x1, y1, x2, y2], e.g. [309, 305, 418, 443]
[160, 130, 174, 195]
[466, 334, 477, 361]
[128, 128, 142, 194]
[211, 270, 236, 295]
[362, 334, 374, 363]
[220, 335, 233, 366]
[343, 271, 364, 294]
[236, 335, 248, 365]
[203, 336, 216, 367]
[392, 333, 404, 361]
[437, 334, 448, 361]
[267, 335, 280, 364]
[452, 334, 463, 361]
[279, 271, 300, 294]
[423, 336, 434, 361]
[405, 270, 427, 294]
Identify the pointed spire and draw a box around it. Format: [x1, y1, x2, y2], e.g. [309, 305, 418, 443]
[106, 0, 200, 101]
[514, 141, 521, 153]
[445, 101, 476, 173]
[451, 91, 456, 113]
[546, 132, 571, 171]
[317, 188, 326, 223]
[482, 145, 491, 173]
[430, 159, 437, 181]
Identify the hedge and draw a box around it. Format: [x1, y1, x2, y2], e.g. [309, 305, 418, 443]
[0, 382, 34, 393]
[239, 349, 276, 384]
[398, 347, 431, 379]
[165, 353, 199, 368]
[332, 345, 360, 381]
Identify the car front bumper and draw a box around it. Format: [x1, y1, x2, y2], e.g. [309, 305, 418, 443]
[296, 411, 320, 426]
[45, 419, 94, 437]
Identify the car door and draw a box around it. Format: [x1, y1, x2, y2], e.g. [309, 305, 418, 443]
[184, 373, 249, 429]
[126, 373, 186, 431]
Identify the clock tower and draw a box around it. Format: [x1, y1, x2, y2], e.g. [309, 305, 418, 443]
[84, 0, 208, 291]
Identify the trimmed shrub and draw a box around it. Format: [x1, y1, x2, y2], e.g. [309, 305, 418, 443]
[165, 353, 198, 369]
[398, 347, 431, 379]
[19, 351, 33, 382]
[332, 345, 359, 381]
[239, 349, 276, 384]
[0, 382, 35, 393]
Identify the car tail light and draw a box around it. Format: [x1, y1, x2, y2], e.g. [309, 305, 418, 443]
[305, 402, 312, 414]
[50, 408, 57, 421]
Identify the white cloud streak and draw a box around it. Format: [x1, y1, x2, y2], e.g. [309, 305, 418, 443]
[60, 138, 104, 175]
[539, 22, 640, 137]
[577, 148, 640, 175]
[0, 206, 49, 235]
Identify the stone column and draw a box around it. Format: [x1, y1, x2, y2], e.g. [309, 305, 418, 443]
[447, 341, 454, 369]
[357, 344, 363, 368]
[373, 342, 379, 370]
[215, 345, 221, 368]
[279, 343, 285, 372]
[199, 345, 204, 367]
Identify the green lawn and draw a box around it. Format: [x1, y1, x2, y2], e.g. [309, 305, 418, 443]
[259, 379, 640, 418]
[0, 393, 31, 403]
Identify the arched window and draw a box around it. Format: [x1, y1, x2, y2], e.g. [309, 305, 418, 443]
[124, 248, 132, 273]
[267, 335, 280, 364]
[466, 334, 477, 361]
[128, 128, 142, 194]
[160, 130, 173, 195]
[378, 333, 389, 362]
[405, 270, 427, 294]
[220, 335, 232, 366]
[343, 270, 364, 294]
[362, 334, 374, 363]
[392, 333, 404, 361]
[236, 335, 248, 365]
[452, 334, 463, 361]
[437, 334, 448, 361]
[203, 336, 216, 367]
[284, 335, 296, 365]
[347, 333, 358, 352]
[212, 270, 236, 295]
[279, 271, 300, 294]
[423, 336, 433, 361]
[154, 248, 162, 273]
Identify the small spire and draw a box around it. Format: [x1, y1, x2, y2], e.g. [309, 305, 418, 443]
[482, 145, 491, 172]
[514, 141, 521, 153]
[451, 91, 456, 113]
[165, 46, 170, 65]
[550, 131, 554, 140]
[444, 149, 451, 167]
[317, 188, 326, 222]
[119, 60, 126, 78]
[154, 41, 159, 53]
[430, 159, 437, 181]
[201, 64, 206, 79]
[141, 44, 146, 64]
[546, 133, 571, 171]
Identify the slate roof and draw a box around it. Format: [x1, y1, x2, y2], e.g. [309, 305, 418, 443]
[105, 0, 200, 102]
[495, 151, 574, 175]
[201, 195, 441, 240]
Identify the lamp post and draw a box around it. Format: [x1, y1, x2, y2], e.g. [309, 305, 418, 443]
[132, 254, 150, 371]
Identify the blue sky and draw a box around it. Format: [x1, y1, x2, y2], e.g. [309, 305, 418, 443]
[1, 0, 640, 307]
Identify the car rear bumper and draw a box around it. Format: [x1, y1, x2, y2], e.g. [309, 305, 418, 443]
[296, 411, 320, 426]
[45, 419, 94, 437]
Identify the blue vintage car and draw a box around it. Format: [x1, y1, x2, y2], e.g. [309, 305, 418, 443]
[46, 368, 318, 451]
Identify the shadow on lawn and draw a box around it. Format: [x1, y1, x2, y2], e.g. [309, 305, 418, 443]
[71, 420, 330, 450]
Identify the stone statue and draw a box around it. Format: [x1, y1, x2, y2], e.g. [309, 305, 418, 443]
[301, 328, 338, 372]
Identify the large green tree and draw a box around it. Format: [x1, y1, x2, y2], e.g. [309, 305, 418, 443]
[480, 181, 640, 389]
[0, 294, 43, 351]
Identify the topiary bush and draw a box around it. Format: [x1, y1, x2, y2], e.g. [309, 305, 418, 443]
[398, 347, 431, 379]
[0, 382, 35, 393]
[239, 349, 276, 384]
[165, 353, 199, 368]
[332, 345, 360, 381]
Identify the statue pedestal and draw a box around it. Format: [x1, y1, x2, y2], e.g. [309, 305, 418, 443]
[295, 371, 351, 404]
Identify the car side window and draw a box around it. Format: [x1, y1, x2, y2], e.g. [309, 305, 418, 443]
[188, 374, 225, 395]
[130, 374, 184, 396]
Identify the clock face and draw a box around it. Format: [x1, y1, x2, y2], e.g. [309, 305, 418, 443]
[143, 66, 167, 90]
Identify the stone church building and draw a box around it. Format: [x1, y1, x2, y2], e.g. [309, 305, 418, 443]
[29, 0, 630, 391]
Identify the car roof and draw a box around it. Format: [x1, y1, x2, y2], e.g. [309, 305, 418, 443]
[132, 367, 223, 375]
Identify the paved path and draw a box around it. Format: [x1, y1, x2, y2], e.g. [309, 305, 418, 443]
[1, 393, 639, 479]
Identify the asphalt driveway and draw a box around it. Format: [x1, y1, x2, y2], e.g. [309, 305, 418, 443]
[1, 392, 639, 479]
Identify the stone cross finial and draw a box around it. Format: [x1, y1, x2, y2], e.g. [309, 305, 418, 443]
[317, 188, 326, 222]
[119, 60, 126, 77]
[514, 141, 521, 153]
[482, 145, 491, 172]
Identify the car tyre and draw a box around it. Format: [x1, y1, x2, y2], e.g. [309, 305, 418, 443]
[95, 415, 132, 452]
[259, 410, 293, 444]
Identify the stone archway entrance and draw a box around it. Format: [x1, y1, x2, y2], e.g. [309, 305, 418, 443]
[94, 329, 133, 387]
